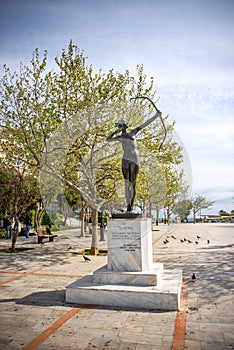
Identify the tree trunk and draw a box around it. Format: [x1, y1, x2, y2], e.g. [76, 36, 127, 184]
[80, 202, 86, 238]
[11, 215, 20, 251]
[90, 208, 99, 255]
[166, 206, 170, 225]
[63, 214, 68, 226]
[35, 205, 40, 230]
[148, 201, 152, 217]
[35, 204, 45, 230]
[11, 231, 18, 251]
[156, 207, 160, 226]
[193, 208, 196, 224]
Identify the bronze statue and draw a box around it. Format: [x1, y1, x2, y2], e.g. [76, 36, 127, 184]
[106, 96, 166, 212]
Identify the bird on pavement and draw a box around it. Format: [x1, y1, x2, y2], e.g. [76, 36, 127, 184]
[192, 273, 196, 282]
[197, 235, 201, 239]
[171, 235, 176, 239]
[188, 240, 193, 243]
[207, 240, 210, 244]
[83, 255, 91, 262]
[195, 241, 199, 244]
[180, 239, 184, 243]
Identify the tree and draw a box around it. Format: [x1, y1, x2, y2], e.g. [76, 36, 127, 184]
[191, 195, 214, 223]
[140, 121, 189, 223]
[0, 41, 188, 252]
[172, 199, 192, 222]
[0, 161, 40, 249]
[0, 42, 154, 253]
[219, 210, 230, 216]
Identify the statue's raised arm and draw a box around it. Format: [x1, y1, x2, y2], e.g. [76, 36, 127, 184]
[130, 96, 166, 150]
[130, 109, 161, 136]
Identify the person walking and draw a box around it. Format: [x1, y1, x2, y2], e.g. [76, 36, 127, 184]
[3, 216, 12, 239]
[25, 213, 32, 238]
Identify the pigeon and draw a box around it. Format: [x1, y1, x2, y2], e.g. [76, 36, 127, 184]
[197, 235, 201, 239]
[192, 273, 196, 282]
[195, 241, 199, 244]
[188, 240, 193, 243]
[207, 240, 210, 244]
[171, 235, 176, 239]
[184, 238, 187, 241]
[180, 239, 184, 243]
[83, 255, 91, 262]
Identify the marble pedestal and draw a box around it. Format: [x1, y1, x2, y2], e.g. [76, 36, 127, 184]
[66, 218, 182, 311]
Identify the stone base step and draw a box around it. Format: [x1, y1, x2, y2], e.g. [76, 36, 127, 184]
[93, 263, 163, 287]
[66, 269, 182, 311]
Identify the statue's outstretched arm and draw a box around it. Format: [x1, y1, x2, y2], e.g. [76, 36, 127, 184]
[131, 110, 161, 135]
[130, 96, 167, 150]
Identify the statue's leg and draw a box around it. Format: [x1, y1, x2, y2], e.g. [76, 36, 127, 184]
[122, 160, 132, 210]
[122, 160, 139, 211]
[130, 163, 139, 208]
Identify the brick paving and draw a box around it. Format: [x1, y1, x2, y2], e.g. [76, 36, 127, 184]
[0, 223, 233, 349]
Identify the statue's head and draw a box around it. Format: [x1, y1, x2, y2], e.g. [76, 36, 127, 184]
[115, 119, 128, 129]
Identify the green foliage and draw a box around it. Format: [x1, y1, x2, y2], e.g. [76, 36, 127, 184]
[172, 199, 193, 221]
[0, 40, 189, 245]
[96, 158, 123, 202]
[135, 168, 149, 209]
[46, 211, 64, 227]
[0, 163, 40, 221]
[40, 211, 53, 228]
[20, 210, 36, 230]
[219, 209, 230, 216]
[191, 195, 215, 222]
[0, 231, 6, 239]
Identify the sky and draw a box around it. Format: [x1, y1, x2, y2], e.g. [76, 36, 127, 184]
[0, 0, 233, 214]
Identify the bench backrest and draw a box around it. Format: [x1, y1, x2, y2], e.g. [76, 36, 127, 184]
[37, 227, 47, 236]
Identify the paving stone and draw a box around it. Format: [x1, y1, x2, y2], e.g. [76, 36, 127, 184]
[200, 341, 234, 350]
[0, 223, 233, 349]
[185, 339, 202, 349]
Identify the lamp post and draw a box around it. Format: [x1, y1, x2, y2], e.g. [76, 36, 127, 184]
[99, 212, 105, 241]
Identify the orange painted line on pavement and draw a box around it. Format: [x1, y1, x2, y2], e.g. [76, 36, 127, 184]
[152, 233, 166, 245]
[0, 255, 73, 286]
[0, 271, 82, 286]
[29, 272, 83, 278]
[0, 271, 24, 275]
[0, 270, 82, 278]
[29, 254, 72, 273]
[171, 280, 188, 350]
[0, 274, 28, 286]
[21, 307, 82, 350]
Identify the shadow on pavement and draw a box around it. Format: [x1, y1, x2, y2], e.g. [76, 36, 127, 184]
[0, 290, 68, 307]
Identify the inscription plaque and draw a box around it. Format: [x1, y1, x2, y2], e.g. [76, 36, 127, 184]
[107, 218, 153, 272]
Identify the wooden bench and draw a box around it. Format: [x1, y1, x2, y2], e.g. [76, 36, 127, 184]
[37, 227, 58, 244]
